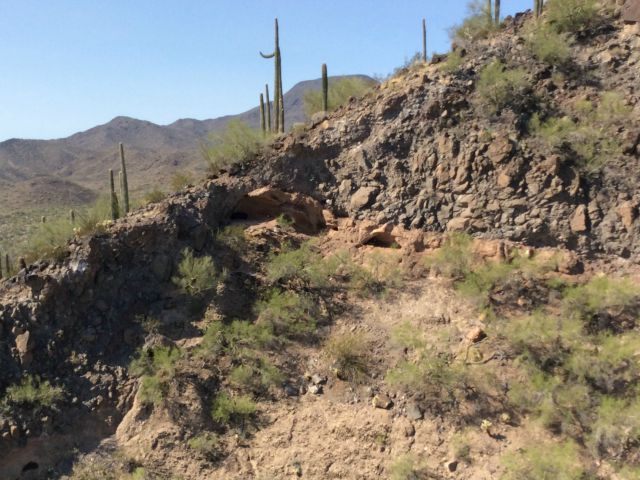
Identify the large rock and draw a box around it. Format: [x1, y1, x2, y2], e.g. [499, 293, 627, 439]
[349, 187, 378, 211]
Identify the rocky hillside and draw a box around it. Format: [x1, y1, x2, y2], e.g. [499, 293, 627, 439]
[0, 5, 639, 480]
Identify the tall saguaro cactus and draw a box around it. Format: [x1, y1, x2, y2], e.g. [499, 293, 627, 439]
[259, 93, 266, 133]
[495, 0, 501, 24]
[322, 64, 329, 113]
[486, 0, 492, 22]
[265, 84, 272, 132]
[119, 143, 130, 214]
[422, 19, 427, 62]
[260, 18, 284, 133]
[110, 169, 119, 221]
[534, 0, 543, 17]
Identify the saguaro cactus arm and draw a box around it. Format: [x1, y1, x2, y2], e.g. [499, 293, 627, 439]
[109, 169, 119, 221]
[265, 84, 271, 132]
[422, 19, 427, 62]
[259, 93, 266, 133]
[322, 64, 328, 112]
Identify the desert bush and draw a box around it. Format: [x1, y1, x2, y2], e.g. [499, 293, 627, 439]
[304, 77, 374, 117]
[202, 119, 266, 173]
[129, 346, 181, 406]
[500, 439, 586, 480]
[143, 188, 166, 204]
[450, 0, 497, 43]
[545, 0, 601, 34]
[172, 248, 224, 297]
[229, 357, 283, 393]
[170, 172, 193, 191]
[211, 392, 256, 428]
[476, 61, 529, 114]
[588, 396, 640, 460]
[523, 22, 572, 66]
[389, 454, 423, 480]
[427, 233, 474, 279]
[390, 322, 426, 350]
[187, 432, 220, 460]
[215, 224, 247, 253]
[266, 242, 320, 285]
[530, 92, 632, 172]
[562, 275, 639, 326]
[387, 347, 466, 405]
[325, 332, 371, 383]
[255, 289, 317, 338]
[439, 50, 465, 74]
[3, 375, 64, 409]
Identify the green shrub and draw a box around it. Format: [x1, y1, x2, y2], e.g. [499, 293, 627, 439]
[588, 396, 640, 460]
[172, 248, 223, 297]
[545, 0, 601, 34]
[266, 242, 320, 285]
[389, 454, 422, 480]
[500, 439, 586, 480]
[143, 188, 166, 204]
[524, 22, 572, 66]
[450, 0, 497, 43]
[170, 172, 193, 191]
[387, 347, 466, 404]
[427, 233, 474, 279]
[187, 432, 220, 460]
[325, 332, 371, 383]
[530, 92, 632, 172]
[476, 60, 529, 114]
[3, 375, 64, 408]
[211, 392, 257, 427]
[439, 50, 465, 74]
[202, 119, 266, 173]
[303, 77, 375, 117]
[129, 346, 181, 406]
[255, 289, 317, 338]
[562, 275, 639, 323]
[229, 358, 283, 393]
[390, 322, 426, 350]
[215, 225, 247, 253]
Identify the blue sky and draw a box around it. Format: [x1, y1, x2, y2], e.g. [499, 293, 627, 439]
[0, 0, 531, 141]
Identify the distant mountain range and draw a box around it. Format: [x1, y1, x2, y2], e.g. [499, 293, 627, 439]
[0, 75, 374, 211]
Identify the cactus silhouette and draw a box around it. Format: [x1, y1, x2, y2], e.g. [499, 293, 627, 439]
[119, 143, 130, 214]
[260, 93, 266, 133]
[322, 64, 328, 112]
[265, 84, 272, 132]
[260, 18, 284, 133]
[422, 19, 427, 62]
[495, 0, 500, 24]
[110, 169, 119, 221]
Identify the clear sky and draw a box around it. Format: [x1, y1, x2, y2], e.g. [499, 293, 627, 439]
[0, 0, 531, 141]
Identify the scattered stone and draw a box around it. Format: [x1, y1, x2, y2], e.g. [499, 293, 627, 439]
[570, 205, 589, 233]
[310, 374, 327, 385]
[308, 384, 323, 395]
[446, 459, 459, 472]
[350, 187, 378, 211]
[372, 393, 393, 409]
[405, 402, 423, 421]
[465, 327, 486, 344]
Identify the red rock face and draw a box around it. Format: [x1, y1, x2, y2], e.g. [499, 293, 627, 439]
[623, 0, 640, 23]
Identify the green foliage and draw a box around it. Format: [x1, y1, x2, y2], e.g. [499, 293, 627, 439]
[202, 119, 267, 173]
[325, 332, 371, 383]
[530, 92, 632, 172]
[255, 289, 317, 338]
[545, 0, 601, 34]
[229, 358, 284, 393]
[143, 188, 166, 204]
[187, 432, 220, 460]
[211, 392, 257, 427]
[129, 346, 181, 406]
[562, 275, 639, 322]
[439, 50, 465, 74]
[390, 322, 426, 350]
[3, 375, 64, 409]
[215, 225, 247, 253]
[303, 77, 375, 117]
[523, 22, 572, 66]
[387, 347, 466, 404]
[476, 60, 529, 114]
[427, 233, 474, 279]
[451, 0, 497, 43]
[275, 213, 294, 229]
[172, 248, 223, 297]
[170, 172, 193, 191]
[588, 396, 640, 460]
[389, 454, 422, 480]
[200, 319, 275, 358]
[266, 242, 321, 284]
[500, 439, 585, 480]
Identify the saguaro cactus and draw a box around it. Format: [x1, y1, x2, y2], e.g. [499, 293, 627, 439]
[4, 254, 9, 276]
[0, 253, 3, 279]
[110, 169, 119, 221]
[259, 93, 266, 133]
[70, 209, 75, 224]
[119, 143, 130, 214]
[18, 257, 26, 271]
[534, 0, 543, 17]
[495, 0, 500, 24]
[486, 0, 492, 22]
[260, 18, 284, 133]
[422, 19, 427, 62]
[265, 84, 272, 132]
[322, 64, 329, 113]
